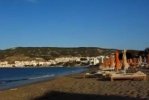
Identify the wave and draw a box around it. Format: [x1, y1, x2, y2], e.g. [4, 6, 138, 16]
[0, 74, 55, 84]
[28, 74, 55, 80]
[0, 78, 28, 84]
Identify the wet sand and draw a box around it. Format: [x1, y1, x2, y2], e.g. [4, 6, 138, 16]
[0, 67, 149, 100]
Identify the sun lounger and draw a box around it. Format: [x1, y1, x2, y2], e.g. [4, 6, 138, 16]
[99, 67, 115, 71]
[84, 71, 104, 78]
[84, 73, 96, 78]
[109, 71, 147, 81]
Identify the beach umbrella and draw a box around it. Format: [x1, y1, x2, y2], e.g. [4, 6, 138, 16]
[109, 54, 115, 69]
[138, 56, 143, 66]
[128, 58, 133, 66]
[144, 57, 146, 64]
[115, 50, 121, 72]
[122, 49, 129, 72]
[103, 56, 109, 68]
[147, 53, 149, 64]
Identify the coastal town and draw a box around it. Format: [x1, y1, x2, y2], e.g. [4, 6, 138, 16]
[0, 56, 101, 67]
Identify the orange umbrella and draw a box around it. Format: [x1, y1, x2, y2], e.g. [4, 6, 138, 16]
[115, 50, 121, 72]
[109, 54, 115, 68]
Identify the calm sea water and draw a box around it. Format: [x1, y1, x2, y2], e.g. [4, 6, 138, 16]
[0, 67, 86, 90]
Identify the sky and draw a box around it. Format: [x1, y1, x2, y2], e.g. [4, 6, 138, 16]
[0, 0, 149, 50]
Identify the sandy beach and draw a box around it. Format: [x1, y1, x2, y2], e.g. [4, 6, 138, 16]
[0, 67, 149, 100]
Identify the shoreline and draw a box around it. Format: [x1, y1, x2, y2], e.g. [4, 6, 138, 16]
[0, 67, 87, 91]
[0, 67, 149, 100]
[0, 71, 88, 100]
[0, 65, 89, 68]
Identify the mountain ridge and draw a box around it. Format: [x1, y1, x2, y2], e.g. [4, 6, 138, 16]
[0, 47, 143, 63]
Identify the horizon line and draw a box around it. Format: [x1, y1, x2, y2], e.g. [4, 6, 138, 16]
[0, 46, 144, 51]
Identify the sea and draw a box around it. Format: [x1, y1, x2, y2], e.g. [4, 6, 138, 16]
[0, 66, 87, 90]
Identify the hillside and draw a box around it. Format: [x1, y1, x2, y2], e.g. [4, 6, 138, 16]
[0, 47, 115, 62]
[0, 47, 143, 63]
